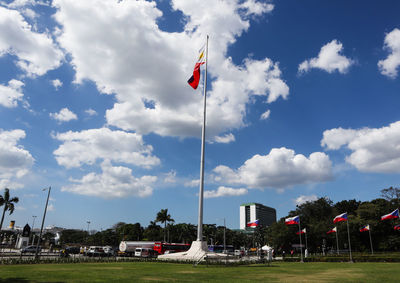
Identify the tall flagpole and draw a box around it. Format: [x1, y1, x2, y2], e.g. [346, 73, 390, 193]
[368, 227, 374, 255]
[346, 217, 353, 262]
[298, 219, 303, 262]
[197, 35, 209, 242]
[336, 227, 339, 255]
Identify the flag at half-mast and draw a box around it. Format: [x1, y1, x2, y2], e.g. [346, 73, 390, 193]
[381, 208, 399, 220]
[296, 228, 306, 235]
[285, 215, 300, 225]
[327, 227, 337, 234]
[187, 43, 206, 89]
[360, 225, 370, 232]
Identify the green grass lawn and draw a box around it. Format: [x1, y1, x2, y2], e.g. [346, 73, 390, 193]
[0, 261, 399, 282]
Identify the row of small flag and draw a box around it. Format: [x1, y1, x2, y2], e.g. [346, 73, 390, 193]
[284, 208, 400, 233]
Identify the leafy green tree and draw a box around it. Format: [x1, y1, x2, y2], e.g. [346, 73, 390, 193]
[155, 209, 174, 242]
[143, 220, 162, 241]
[0, 188, 19, 231]
[381, 187, 400, 207]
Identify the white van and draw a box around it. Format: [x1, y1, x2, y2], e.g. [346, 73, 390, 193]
[135, 248, 157, 258]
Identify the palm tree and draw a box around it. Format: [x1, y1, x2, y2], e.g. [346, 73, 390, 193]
[155, 209, 174, 242]
[0, 188, 19, 231]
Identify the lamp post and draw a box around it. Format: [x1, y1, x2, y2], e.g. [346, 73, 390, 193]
[31, 215, 37, 245]
[35, 186, 51, 260]
[87, 221, 91, 244]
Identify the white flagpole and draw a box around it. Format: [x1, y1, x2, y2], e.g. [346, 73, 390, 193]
[368, 227, 374, 255]
[335, 227, 339, 255]
[196, 35, 209, 242]
[346, 217, 353, 262]
[298, 219, 303, 262]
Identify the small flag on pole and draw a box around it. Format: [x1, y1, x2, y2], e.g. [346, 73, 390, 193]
[246, 219, 259, 228]
[359, 225, 370, 232]
[394, 224, 400, 231]
[285, 216, 300, 225]
[333, 212, 348, 223]
[327, 227, 337, 234]
[296, 228, 306, 235]
[188, 44, 206, 89]
[381, 208, 399, 220]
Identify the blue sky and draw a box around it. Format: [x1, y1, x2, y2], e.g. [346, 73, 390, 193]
[1, 0, 400, 231]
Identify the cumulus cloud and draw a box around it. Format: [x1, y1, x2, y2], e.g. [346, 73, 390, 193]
[321, 121, 400, 173]
[50, 107, 77, 122]
[204, 186, 248, 198]
[0, 6, 63, 76]
[260, 109, 270, 120]
[294, 194, 318, 206]
[0, 129, 34, 188]
[61, 160, 157, 198]
[298, 40, 353, 74]
[53, 127, 160, 169]
[213, 147, 333, 189]
[0, 79, 24, 108]
[52, 0, 288, 140]
[51, 79, 63, 90]
[378, 28, 400, 78]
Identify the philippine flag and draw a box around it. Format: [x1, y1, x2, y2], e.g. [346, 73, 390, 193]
[285, 216, 300, 225]
[327, 227, 337, 234]
[247, 219, 259, 228]
[333, 212, 348, 223]
[296, 228, 306, 235]
[359, 225, 370, 232]
[394, 224, 400, 231]
[381, 208, 399, 221]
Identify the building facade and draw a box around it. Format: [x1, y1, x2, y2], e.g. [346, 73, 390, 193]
[239, 203, 276, 230]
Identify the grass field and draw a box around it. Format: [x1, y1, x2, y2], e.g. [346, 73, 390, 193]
[0, 261, 400, 282]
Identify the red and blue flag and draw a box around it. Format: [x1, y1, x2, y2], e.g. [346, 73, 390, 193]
[327, 227, 337, 234]
[394, 224, 400, 231]
[333, 212, 348, 223]
[247, 219, 259, 228]
[381, 208, 399, 221]
[359, 225, 370, 232]
[285, 216, 300, 225]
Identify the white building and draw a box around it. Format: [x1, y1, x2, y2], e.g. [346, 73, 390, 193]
[240, 203, 276, 230]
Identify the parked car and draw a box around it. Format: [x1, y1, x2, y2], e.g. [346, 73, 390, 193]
[86, 246, 105, 257]
[21, 245, 41, 253]
[102, 246, 115, 256]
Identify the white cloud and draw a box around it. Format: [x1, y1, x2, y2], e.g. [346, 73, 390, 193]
[184, 179, 199, 188]
[50, 107, 77, 122]
[163, 170, 176, 184]
[213, 147, 332, 189]
[53, 127, 160, 169]
[213, 133, 235, 144]
[0, 129, 34, 188]
[62, 160, 157, 198]
[294, 194, 318, 206]
[378, 28, 400, 78]
[0, 79, 24, 108]
[53, 0, 287, 140]
[0, 6, 63, 76]
[260, 109, 270, 120]
[85, 108, 97, 116]
[51, 79, 63, 90]
[204, 186, 248, 198]
[321, 121, 400, 173]
[298, 40, 353, 74]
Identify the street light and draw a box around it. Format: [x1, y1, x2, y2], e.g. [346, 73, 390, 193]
[216, 218, 227, 254]
[31, 215, 37, 245]
[87, 221, 91, 235]
[35, 187, 51, 260]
